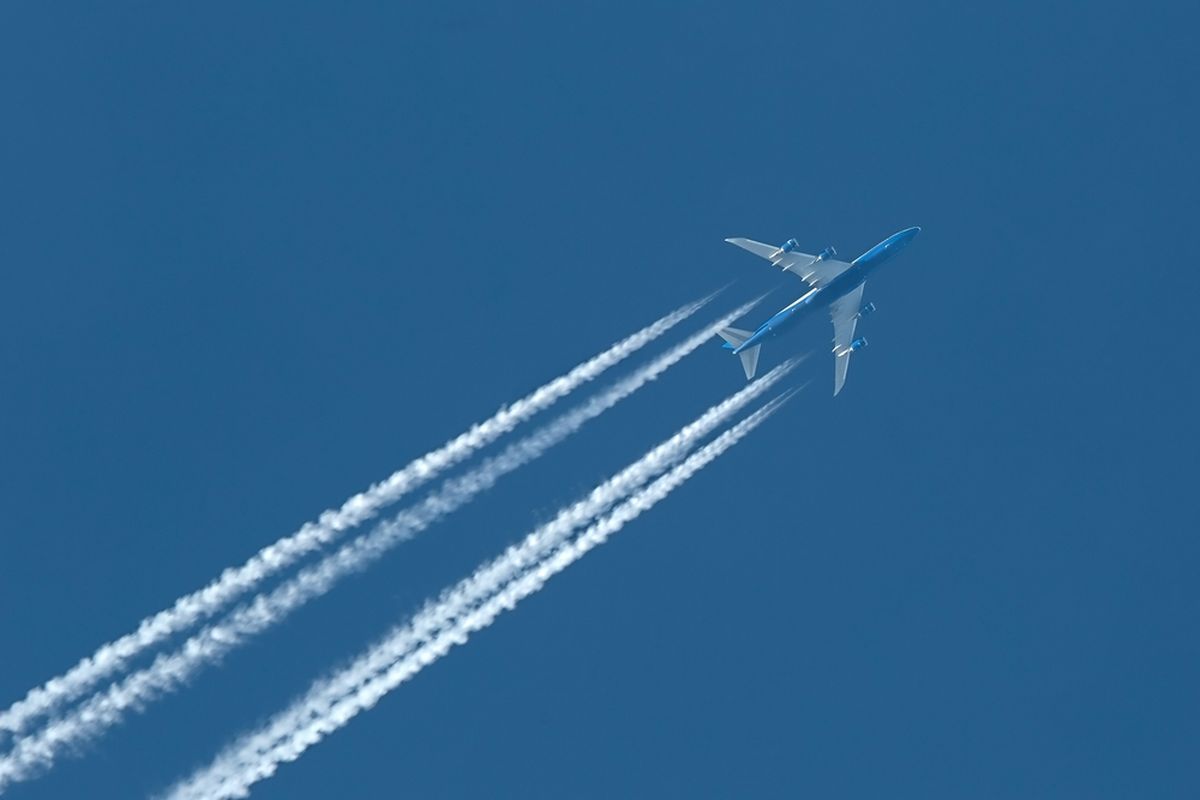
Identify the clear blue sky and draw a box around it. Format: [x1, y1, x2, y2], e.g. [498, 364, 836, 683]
[2, 3, 1197, 798]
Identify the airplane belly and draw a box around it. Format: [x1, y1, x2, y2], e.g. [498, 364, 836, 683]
[774, 298, 821, 332]
[757, 284, 837, 343]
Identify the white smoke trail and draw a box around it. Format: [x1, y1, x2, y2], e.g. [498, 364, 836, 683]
[161, 391, 792, 800]
[0, 296, 713, 742]
[0, 298, 761, 792]
[169, 360, 798, 779]
[160, 366, 798, 800]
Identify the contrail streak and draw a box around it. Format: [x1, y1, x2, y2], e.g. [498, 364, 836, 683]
[176, 360, 799, 772]
[161, 391, 792, 800]
[0, 296, 712, 742]
[160, 364, 801, 789]
[0, 298, 761, 792]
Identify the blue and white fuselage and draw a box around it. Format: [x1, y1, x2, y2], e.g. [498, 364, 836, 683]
[719, 226, 920, 394]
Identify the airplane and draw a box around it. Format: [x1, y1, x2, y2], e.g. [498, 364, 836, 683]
[717, 226, 921, 395]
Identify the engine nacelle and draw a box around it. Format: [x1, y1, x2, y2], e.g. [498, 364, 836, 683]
[779, 238, 801, 254]
[850, 337, 869, 352]
[855, 301, 877, 320]
[816, 245, 837, 261]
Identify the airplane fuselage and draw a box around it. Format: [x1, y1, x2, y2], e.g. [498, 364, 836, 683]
[732, 227, 921, 355]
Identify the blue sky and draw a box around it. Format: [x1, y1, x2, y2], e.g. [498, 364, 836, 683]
[1, 2, 1197, 797]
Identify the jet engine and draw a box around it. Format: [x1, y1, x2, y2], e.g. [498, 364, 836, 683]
[850, 337, 869, 352]
[854, 301, 877, 320]
[816, 246, 837, 261]
[778, 238, 801, 254]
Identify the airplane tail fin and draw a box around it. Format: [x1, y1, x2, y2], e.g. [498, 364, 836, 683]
[715, 327, 760, 380]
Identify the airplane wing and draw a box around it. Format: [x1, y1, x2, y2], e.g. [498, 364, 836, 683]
[829, 282, 866, 396]
[725, 237, 853, 288]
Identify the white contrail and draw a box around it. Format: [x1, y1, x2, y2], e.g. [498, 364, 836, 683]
[159, 367, 799, 800]
[169, 360, 798, 778]
[0, 298, 761, 792]
[0, 296, 713, 742]
[164, 367, 801, 791]
[161, 391, 792, 800]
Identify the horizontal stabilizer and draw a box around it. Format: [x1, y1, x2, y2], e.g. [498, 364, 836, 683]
[738, 344, 761, 380]
[716, 326, 754, 348]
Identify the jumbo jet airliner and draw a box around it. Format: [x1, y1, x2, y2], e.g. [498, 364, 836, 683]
[717, 226, 921, 395]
